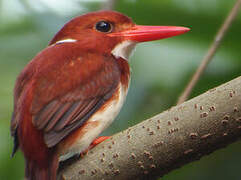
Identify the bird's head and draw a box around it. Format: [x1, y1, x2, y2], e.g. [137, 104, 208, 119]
[49, 11, 189, 60]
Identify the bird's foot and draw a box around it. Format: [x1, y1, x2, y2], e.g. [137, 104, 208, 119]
[91, 136, 110, 147]
[79, 136, 110, 158]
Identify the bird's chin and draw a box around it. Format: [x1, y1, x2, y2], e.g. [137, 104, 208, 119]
[111, 40, 136, 60]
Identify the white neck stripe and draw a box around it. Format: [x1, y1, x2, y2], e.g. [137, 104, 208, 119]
[55, 38, 77, 44]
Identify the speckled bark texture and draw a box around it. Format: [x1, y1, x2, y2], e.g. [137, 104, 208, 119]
[58, 76, 241, 180]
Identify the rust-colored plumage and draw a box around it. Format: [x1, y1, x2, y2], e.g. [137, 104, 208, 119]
[11, 10, 189, 180]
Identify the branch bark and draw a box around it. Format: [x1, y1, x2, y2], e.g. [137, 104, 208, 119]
[58, 76, 241, 180]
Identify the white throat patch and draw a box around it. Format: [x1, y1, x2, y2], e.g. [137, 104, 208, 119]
[111, 40, 136, 60]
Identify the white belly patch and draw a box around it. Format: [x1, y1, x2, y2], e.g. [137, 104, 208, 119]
[59, 83, 128, 161]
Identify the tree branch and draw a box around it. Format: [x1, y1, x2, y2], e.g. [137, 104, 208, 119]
[177, 0, 241, 104]
[58, 76, 241, 180]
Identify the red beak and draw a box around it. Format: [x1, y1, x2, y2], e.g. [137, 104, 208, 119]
[109, 25, 190, 42]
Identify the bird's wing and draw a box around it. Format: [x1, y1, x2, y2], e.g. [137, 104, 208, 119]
[13, 43, 120, 148]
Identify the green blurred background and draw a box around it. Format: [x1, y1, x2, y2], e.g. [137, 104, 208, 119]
[1, 0, 241, 179]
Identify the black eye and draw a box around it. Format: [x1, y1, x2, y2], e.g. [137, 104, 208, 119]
[95, 21, 112, 33]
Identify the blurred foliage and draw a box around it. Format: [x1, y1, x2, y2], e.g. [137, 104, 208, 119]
[0, 0, 241, 179]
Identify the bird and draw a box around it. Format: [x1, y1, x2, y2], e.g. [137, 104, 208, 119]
[10, 10, 189, 180]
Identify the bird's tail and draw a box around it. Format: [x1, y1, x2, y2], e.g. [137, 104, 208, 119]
[25, 154, 58, 180]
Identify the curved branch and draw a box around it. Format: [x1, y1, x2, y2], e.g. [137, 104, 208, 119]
[59, 76, 241, 180]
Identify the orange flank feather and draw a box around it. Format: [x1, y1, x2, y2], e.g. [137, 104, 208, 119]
[17, 81, 58, 180]
[116, 57, 131, 90]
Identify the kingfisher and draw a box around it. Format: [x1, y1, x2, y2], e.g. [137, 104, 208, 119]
[10, 10, 189, 180]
